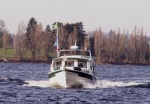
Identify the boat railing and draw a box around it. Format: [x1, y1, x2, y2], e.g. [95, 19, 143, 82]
[58, 49, 92, 60]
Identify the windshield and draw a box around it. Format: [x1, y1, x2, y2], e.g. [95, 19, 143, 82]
[65, 60, 74, 67]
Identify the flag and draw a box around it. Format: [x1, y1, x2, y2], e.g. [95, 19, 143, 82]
[56, 46, 59, 52]
[54, 38, 59, 52]
[54, 38, 58, 47]
[53, 21, 60, 53]
[54, 22, 59, 29]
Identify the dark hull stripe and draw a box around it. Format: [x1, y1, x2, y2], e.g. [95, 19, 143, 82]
[48, 70, 62, 78]
[66, 69, 96, 81]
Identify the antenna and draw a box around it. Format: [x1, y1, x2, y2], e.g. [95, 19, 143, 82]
[70, 40, 79, 50]
[75, 40, 76, 46]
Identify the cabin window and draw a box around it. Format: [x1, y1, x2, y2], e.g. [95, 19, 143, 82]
[65, 61, 74, 67]
[53, 61, 61, 70]
[78, 61, 87, 68]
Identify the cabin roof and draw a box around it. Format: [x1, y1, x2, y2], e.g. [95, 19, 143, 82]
[52, 55, 94, 61]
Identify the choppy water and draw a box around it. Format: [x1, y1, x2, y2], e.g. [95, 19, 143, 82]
[1, 63, 150, 104]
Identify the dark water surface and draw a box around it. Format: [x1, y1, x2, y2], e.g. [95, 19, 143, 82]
[0, 63, 150, 104]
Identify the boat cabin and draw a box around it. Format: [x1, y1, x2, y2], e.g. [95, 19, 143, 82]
[50, 56, 95, 74]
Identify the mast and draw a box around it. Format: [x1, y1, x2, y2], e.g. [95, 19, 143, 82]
[56, 14, 59, 57]
[56, 23, 59, 57]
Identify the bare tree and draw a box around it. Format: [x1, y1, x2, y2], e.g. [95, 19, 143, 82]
[93, 28, 104, 62]
[14, 21, 26, 59]
[0, 20, 6, 48]
[3, 31, 11, 53]
[107, 30, 117, 62]
[35, 23, 43, 57]
[139, 27, 149, 63]
[0, 20, 6, 32]
[114, 29, 127, 62]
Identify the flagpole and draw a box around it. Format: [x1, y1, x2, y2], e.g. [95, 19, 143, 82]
[56, 14, 59, 57]
[56, 26, 59, 57]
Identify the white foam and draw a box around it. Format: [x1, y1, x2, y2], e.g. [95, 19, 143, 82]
[23, 80, 51, 88]
[95, 80, 143, 88]
[23, 80, 143, 89]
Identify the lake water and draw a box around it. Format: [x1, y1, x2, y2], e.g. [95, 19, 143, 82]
[0, 63, 150, 104]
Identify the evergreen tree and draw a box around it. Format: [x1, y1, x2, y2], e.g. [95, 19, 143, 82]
[24, 17, 37, 60]
[42, 25, 55, 60]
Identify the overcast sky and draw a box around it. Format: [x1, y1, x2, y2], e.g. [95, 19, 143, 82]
[0, 0, 150, 35]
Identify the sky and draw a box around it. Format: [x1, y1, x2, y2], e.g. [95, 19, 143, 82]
[0, 0, 150, 35]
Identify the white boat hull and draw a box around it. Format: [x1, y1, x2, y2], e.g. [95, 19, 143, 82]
[48, 69, 96, 88]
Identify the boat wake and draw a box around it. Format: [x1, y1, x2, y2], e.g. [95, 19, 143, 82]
[1, 77, 149, 89]
[23, 79, 145, 89]
[0, 77, 28, 85]
[94, 80, 143, 88]
[23, 80, 50, 88]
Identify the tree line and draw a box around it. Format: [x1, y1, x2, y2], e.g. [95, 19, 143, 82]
[0, 18, 86, 61]
[91, 27, 149, 64]
[0, 18, 149, 64]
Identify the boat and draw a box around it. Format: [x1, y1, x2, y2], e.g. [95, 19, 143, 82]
[48, 43, 97, 88]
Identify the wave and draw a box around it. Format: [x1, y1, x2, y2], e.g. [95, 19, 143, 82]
[0, 77, 28, 85]
[128, 83, 150, 88]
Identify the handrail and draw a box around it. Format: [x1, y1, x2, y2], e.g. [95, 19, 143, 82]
[58, 49, 92, 60]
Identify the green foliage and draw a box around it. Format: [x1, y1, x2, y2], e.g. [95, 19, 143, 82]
[24, 17, 38, 60]
[26, 17, 37, 36]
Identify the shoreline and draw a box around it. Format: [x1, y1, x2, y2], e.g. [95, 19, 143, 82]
[0, 58, 51, 64]
[97, 62, 150, 66]
[0, 58, 150, 66]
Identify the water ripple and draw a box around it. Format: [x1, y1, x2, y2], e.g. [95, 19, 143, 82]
[1, 63, 150, 103]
